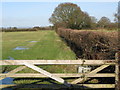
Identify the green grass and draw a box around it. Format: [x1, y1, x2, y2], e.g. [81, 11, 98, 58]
[2, 30, 76, 73]
[2, 31, 76, 60]
[1, 30, 77, 85]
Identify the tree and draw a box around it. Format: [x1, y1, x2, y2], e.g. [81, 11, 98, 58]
[12, 27, 17, 30]
[97, 17, 111, 28]
[81, 12, 91, 29]
[33, 26, 40, 30]
[91, 16, 97, 23]
[90, 16, 97, 29]
[49, 3, 91, 29]
[114, 1, 120, 23]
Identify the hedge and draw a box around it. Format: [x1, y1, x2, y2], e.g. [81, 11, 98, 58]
[57, 28, 118, 60]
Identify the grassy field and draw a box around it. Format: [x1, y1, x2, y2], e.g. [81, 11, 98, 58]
[1, 30, 115, 86]
[2, 30, 76, 73]
[2, 30, 76, 60]
[1, 30, 77, 85]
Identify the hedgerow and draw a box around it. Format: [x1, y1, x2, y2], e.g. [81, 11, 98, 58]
[57, 28, 118, 60]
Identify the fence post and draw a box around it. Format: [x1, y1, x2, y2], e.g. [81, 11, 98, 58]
[115, 52, 120, 90]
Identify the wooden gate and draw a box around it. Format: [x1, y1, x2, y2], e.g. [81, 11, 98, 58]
[0, 52, 119, 89]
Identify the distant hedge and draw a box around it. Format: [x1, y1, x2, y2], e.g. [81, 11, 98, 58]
[57, 28, 118, 60]
[1, 28, 38, 32]
[1, 27, 54, 32]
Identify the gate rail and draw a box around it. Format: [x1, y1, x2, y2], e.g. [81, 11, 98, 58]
[0, 52, 119, 89]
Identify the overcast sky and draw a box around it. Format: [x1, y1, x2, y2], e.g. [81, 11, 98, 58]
[1, 2, 118, 28]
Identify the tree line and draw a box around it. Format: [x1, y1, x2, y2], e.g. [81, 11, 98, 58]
[1, 26, 54, 32]
[49, 2, 118, 30]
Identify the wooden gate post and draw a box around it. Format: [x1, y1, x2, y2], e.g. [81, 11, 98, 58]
[115, 52, 120, 90]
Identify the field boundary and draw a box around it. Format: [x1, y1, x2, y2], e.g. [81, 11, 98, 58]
[0, 52, 120, 89]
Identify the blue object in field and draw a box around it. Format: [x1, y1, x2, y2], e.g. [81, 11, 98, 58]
[3, 56, 15, 60]
[0, 77, 14, 85]
[0, 72, 14, 85]
[8, 56, 14, 60]
[0, 77, 14, 90]
[13, 46, 29, 50]
[29, 41, 38, 42]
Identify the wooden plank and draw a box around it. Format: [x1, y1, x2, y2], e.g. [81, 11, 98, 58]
[24, 62, 71, 87]
[79, 84, 115, 88]
[0, 73, 115, 78]
[71, 65, 110, 84]
[115, 52, 120, 90]
[0, 66, 26, 80]
[0, 60, 115, 65]
[86, 65, 110, 76]
[0, 84, 115, 89]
